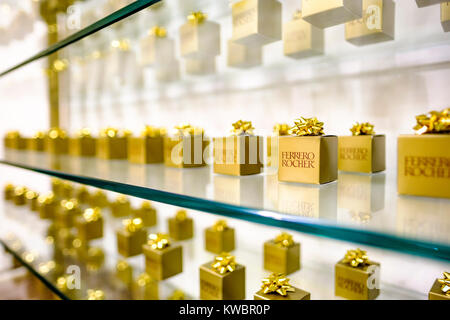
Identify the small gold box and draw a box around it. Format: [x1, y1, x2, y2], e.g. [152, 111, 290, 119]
[416, 0, 447, 7]
[185, 58, 216, 75]
[164, 132, 209, 168]
[168, 211, 193, 241]
[128, 133, 164, 164]
[140, 28, 175, 67]
[143, 243, 183, 280]
[46, 129, 69, 155]
[13, 186, 27, 206]
[227, 40, 262, 69]
[345, 0, 395, 46]
[56, 200, 81, 228]
[428, 273, 450, 300]
[283, 11, 324, 59]
[179, 17, 220, 59]
[38, 193, 58, 219]
[397, 134, 450, 199]
[69, 135, 97, 157]
[213, 135, 263, 176]
[254, 287, 310, 300]
[442, 2, 450, 32]
[96, 128, 129, 160]
[302, 0, 363, 28]
[75, 208, 103, 242]
[28, 132, 46, 151]
[4, 184, 14, 201]
[90, 190, 109, 208]
[132, 273, 159, 300]
[111, 195, 131, 218]
[231, 0, 282, 46]
[25, 191, 39, 211]
[116, 260, 133, 286]
[338, 135, 386, 173]
[264, 238, 300, 275]
[133, 201, 157, 227]
[75, 186, 90, 204]
[199, 261, 245, 300]
[204, 222, 235, 254]
[51, 179, 73, 199]
[4, 132, 26, 149]
[278, 136, 338, 184]
[117, 228, 147, 258]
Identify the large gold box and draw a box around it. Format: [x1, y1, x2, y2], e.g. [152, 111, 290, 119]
[128, 136, 164, 164]
[345, 0, 395, 46]
[338, 135, 386, 173]
[254, 287, 310, 300]
[283, 11, 324, 59]
[69, 136, 96, 157]
[397, 134, 450, 199]
[263, 240, 300, 275]
[168, 215, 193, 241]
[227, 40, 262, 69]
[97, 131, 128, 160]
[428, 277, 450, 300]
[179, 19, 220, 59]
[213, 135, 263, 176]
[116, 228, 147, 257]
[335, 260, 380, 300]
[231, 0, 282, 46]
[199, 263, 245, 300]
[185, 58, 216, 75]
[143, 244, 183, 280]
[442, 2, 450, 32]
[278, 136, 338, 184]
[302, 0, 363, 28]
[204, 226, 235, 254]
[164, 134, 209, 168]
[416, 0, 447, 7]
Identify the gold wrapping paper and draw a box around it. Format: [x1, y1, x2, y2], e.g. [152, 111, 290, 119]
[264, 233, 300, 275]
[38, 192, 58, 220]
[4, 131, 26, 149]
[13, 186, 27, 206]
[428, 272, 450, 300]
[96, 128, 129, 160]
[302, 0, 363, 28]
[4, 183, 14, 201]
[111, 195, 131, 218]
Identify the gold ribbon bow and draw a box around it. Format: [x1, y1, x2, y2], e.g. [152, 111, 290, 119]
[175, 209, 188, 221]
[83, 208, 102, 222]
[289, 117, 324, 136]
[414, 108, 450, 135]
[111, 39, 130, 51]
[33, 131, 46, 139]
[61, 199, 79, 211]
[147, 233, 171, 250]
[87, 289, 105, 300]
[174, 123, 204, 136]
[231, 120, 254, 135]
[123, 218, 144, 233]
[438, 272, 450, 296]
[274, 232, 294, 248]
[25, 191, 39, 201]
[6, 131, 20, 138]
[261, 273, 296, 296]
[136, 273, 152, 287]
[169, 290, 185, 300]
[14, 186, 27, 196]
[212, 220, 228, 232]
[187, 11, 207, 24]
[350, 122, 375, 136]
[48, 127, 67, 139]
[77, 128, 92, 138]
[140, 125, 166, 137]
[149, 26, 167, 38]
[211, 253, 236, 274]
[273, 123, 290, 136]
[342, 248, 370, 268]
[38, 192, 55, 205]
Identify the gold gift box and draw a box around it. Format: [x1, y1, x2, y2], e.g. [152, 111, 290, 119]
[90, 190, 109, 208]
[338, 135, 386, 173]
[4, 131, 26, 149]
[143, 242, 183, 280]
[263, 237, 300, 275]
[397, 134, 450, 198]
[96, 128, 129, 160]
[204, 222, 235, 254]
[179, 15, 220, 59]
[76, 186, 90, 204]
[116, 260, 133, 287]
[28, 132, 46, 151]
[227, 40, 262, 69]
[185, 58, 216, 75]
[111, 195, 131, 218]
[254, 285, 310, 300]
[231, 0, 282, 46]
[428, 273, 450, 300]
[345, 0, 395, 46]
[133, 201, 157, 227]
[51, 179, 73, 199]
[13, 186, 27, 206]
[302, 0, 363, 28]
[127, 127, 165, 164]
[168, 210, 193, 241]
[199, 260, 246, 300]
[140, 27, 175, 67]
[69, 132, 97, 157]
[117, 221, 148, 258]
[213, 135, 263, 176]
[416, 0, 447, 7]
[283, 11, 324, 59]
[38, 193, 58, 219]
[75, 208, 103, 242]
[26, 191, 39, 211]
[278, 136, 338, 184]
[164, 131, 209, 168]
[46, 128, 69, 155]
[4, 184, 14, 200]
[132, 273, 159, 300]
[442, 2, 450, 32]
[56, 199, 81, 228]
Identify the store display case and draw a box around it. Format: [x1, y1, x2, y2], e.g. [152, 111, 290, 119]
[0, 0, 449, 300]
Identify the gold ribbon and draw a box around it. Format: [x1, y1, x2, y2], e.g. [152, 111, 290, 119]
[212, 220, 228, 232]
[211, 253, 236, 274]
[147, 233, 171, 250]
[14, 186, 27, 196]
[174, 123, 204, 136]
[100, 127, 131, 138]
[140, 201, 154, 210]
[136, 273, 152, 287]
[111, 39, 130, 51]
[438, 272, 450, 296]
[350, 122, 375, 136]
[6, 131, 20, 139]
[273, 123, 290, 136]
[123, 218, 144, 233]
[342, 248, 370, 268]
[48, 127, 67, 139]
[33, 131, 46, 139]
[149, 26, 167, 38]
[231, 120, 254, 135]
[115, 194, 129, 204]
[25, 190, 39, 201]
[87, 289, 105, 300]
[414, 108, 450, 135]
[61, 199, 79, 211]
[38, 192, 55, 205]
[140, 125, 166, 137]
[289, 117, 324, 136]
[175, 209, 188, 221]
[76, 128, 92, 138]
[83, 208, 102, 222]
[274, 232, 294, 248]
[187, 11, 207, 24]
[261, 273, 295, 296]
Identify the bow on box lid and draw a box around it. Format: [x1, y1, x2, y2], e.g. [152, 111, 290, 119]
[350, 122, 375, 136]
[33, 131, 46, 139]
[76, 128, 92, 138]
[274, 232, 295, 248]
[123, 218, 143, 233]
[212, 220, 229, 232]
[261, 273, 295, 296]
[83, 208, 102, 222]
[38, 192, 55, 205]
[289, 117, 324, 136]
[173, 123, 204, 137]
[5, 131, 20, 139]
[48, 127, 67, 139]
[211, 252, 237, 274]
[87, 289, 105, 300]
[175, 209, 188, 221]
[140, 125, 166, 137]
[230, 120, 254, 136]
[273, 123, 290, 136]
[414, 108, 450, 135]
[100, 127, 131, 138]
[187, 11, 207, 24]
[438, 272, 450, 296]
[342, 248, 370, 268]
[149, 26, 167, 38]
[147, 233, 171, 250]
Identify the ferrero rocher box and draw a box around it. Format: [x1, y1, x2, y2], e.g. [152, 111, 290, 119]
[116, 220, 147, 257]
[338, 135, 386, 173]
[69, 131, 96, 157]
[140, 27, 175, 67]
[302, 0, 363, 28]
[263, 234, 300, 275]
[428, 273, 450, 300]
[254, 286, 310, 300]
[442, 2, 450, 32]
[143, 239, 183, 280]
[283, 11, 324, 59]
[75, 208, 103, 242]
[28, 132, 46, 151]
[96, 128, 129, 160]
[4, 131, 26, 149]
[185, 58, 216, 75]
[416, 0, 447, 8]
[345, 0, 395, 46]
[254, 274, 310, 300]
[231, 0, 282, 46]
[398, 134, 450, 198]
[46, 128, 69, 155]
[127, 127, 165, 164]
[227, 40, 262, 69]
[204, 221, 235, 254]
[168, 211, 193, 241]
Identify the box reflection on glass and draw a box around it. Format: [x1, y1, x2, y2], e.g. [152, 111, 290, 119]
[132, 272, 158, 300]
[335, 249, 380, 300]
[134, 201, 157, 227]
[28, 131, 46, 151]
[213, 174, 264, 205]
[90, 189, 109, 208]
[168, 210, 193, 241]
[111, 195, 131, 218]
[140, 26, 175, 67]
[179, 12, 220, 59]
[26, 190, 39, 211]
[264, 233, 300, 275]
[227, 40, 262, 68]
[283, 11, 324, 59]
[200, 253, 245, 300]
[205, 220, 235, 254]
[397, 108, 450, 199]
[13, 186, 27, 206]
[143, 233, 183, 280]
[442, 2, 450, 32]
[302, 0, 363, 28]
[69, 128, 96, 157]
[75, 208, 103, 242]
[164, 124, 209, 168]
[4, 183, 14, 200]
[56, 199, 81, 228]
[155, 61, 180, 82]
[38, 193, 57, 219]
[267, 124, 289, 167]
[231, 0, 281, 46]
[117, 218, 147, 257]
[45, 128, 69, 154]
[254, 273, 310, 300]
[428, 272, 450, 300]
[128, 126, 165, 164]
[185, 58, 216, 75]
[338, 123, 385, 173]
[416, 0, 447, 7]
[116, 260, 133, 286]
[278, 117, 337, 185]
[345, 0, 395, 46]
[4, 131, 26, 149]
[213, 121, 263, 176]
[96, 127, 130, 160]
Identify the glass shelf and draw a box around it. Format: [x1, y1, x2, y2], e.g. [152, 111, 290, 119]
[1, 149, 450, 262]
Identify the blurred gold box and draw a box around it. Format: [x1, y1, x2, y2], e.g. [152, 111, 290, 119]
[143, 245, 183, 280]
[132, 273, 159, 300]
[205, 227, 235, 254]
[283, 11, 324, 59]
[69, 136, 97, 157]
[442, 2, 450, 32]
[397, 134, 450, 198]
[5, 133, 26, 149]
[46, 137, 69, 155]
[213, 135, 263, 176]
[28, 134, 46, 151]
[428, 278, 450, 300]
[345, 0, 395, 46]
[185, 58, 216, 75]
[117, 229, 147, 257]
[111, 197, 131, 218]
[302, 0, 363, 28]
[179, 20, 220, 59]
[97, 136, 128, 160]
[128, 136, 164, 164]
[13, 187, 27, 206]
[26, 191, 39, 211]
[335, 260, 380, 300]
[168, 216, 193, 241]
[278, 136, 338, 184]
[200, 263, 245, 300]
[75, 216, 103, 242]
[164, 135, 209, 168]
[227, 40, 262, 69]
[134, 202, 157, 227]
[56, 201, 81, 228]
[231, 0, 282, 46]
[39, 200, 57, 220]
[416, 0, 447, 7]
[338, 135, 386, 173]
[254, 287, 310, 300]
[264, 241, 300, 275]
